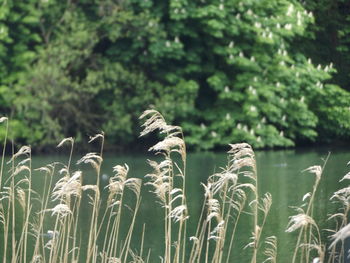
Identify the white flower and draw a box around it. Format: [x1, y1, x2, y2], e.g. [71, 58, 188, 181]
[285, 23, 292, 30]
[286, 4, 294, 16]
[250, 106, 256, 112]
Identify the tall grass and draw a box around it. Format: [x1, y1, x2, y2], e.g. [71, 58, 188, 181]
[0, 111, 349, 262]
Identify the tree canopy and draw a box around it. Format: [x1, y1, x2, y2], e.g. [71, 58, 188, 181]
[0, 0, 349, 151]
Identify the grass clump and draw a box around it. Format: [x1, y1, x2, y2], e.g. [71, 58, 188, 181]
[0, 110, 349, 263]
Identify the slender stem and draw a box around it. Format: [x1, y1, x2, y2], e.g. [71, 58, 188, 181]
[0, 119, 8, 191]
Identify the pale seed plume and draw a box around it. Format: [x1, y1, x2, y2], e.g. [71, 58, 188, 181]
[50, 204, 72, 218]
[286, 213, 315, 233]
[52, 171, 82, 201]
[57, 137, 74, 148]
[88, 132, 104, 143]
[0, 117, 8, 123]
[329, 223, 350, 248]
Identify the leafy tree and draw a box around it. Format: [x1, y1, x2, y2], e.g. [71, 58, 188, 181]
[156, 0, 342, 149]
[0, 0, 349, 150]
[300, 0, 350, 90]
[11, 0, 198, 147]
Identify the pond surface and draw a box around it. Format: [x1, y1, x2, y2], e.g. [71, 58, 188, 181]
[4, 146, 350, 262]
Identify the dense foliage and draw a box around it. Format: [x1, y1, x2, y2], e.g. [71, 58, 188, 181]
[0, 0, 349, 150]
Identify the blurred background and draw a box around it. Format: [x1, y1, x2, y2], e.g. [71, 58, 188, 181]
[0, 0, 349, 152]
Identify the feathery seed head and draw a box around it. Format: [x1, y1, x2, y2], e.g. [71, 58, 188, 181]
[35, 165, 53, 175]
[9, 146, 31, 163]
[329, 223, 350, 248]
[106, 177, 125, 199]
[31, 255, 43, 263]
[286, 213, 315, 232]
[107, 257, 121, 263]
[12, 165, 31, 176]
[139, 110, 168, 137]
[169, 205, 188, 222]
[82, 184, 99, 193]
[113, 164, 129, 178]
[340, 172, 350, 182]
[50, 204, 72, 218]
[202, 182, 212, 198]
[146, 159, 173, 204]
[209, 220, 225, 241]
[88, 132, 104, 143]
[52, 171, 82, 201]
[228, 143, 256, 175]
[149, 136, 185, 159]
[303, 165, 322, 181]
[16, 188, 26, 211]
[77, 152, 103, 172]
[0, 117, 8, 123]
[207, 198, 221, 221]
[125, 178, 142, 196]
[189, 236, 199, 243]
[211, 170, 238, 195]
[57, 137, 74, 148]
[259, 192, 272, 216]
[263, 236, 278, 263]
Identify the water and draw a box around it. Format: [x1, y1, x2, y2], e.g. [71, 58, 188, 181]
[2, 147, 350, 262]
